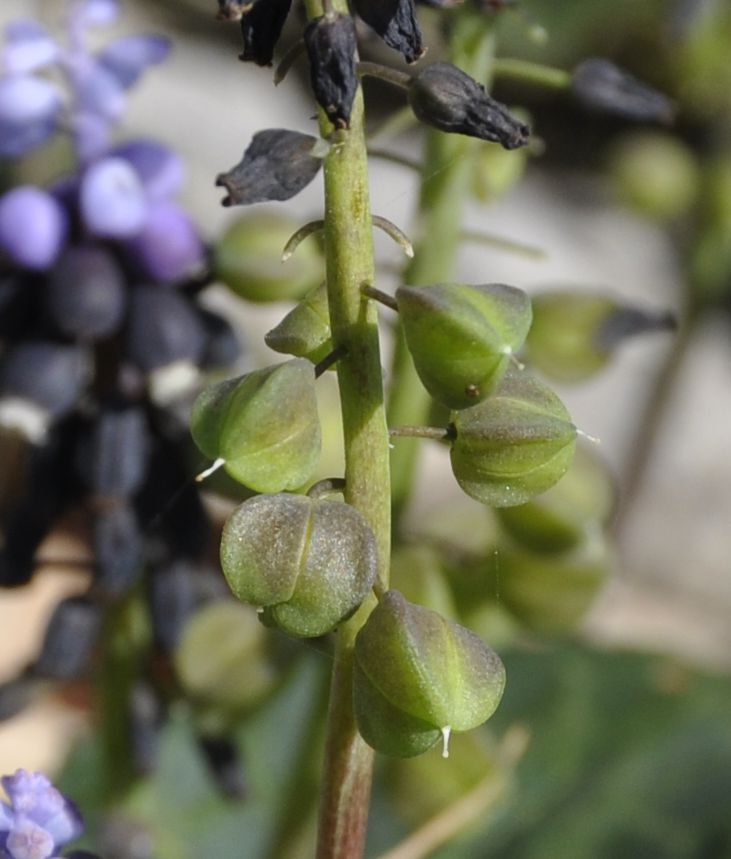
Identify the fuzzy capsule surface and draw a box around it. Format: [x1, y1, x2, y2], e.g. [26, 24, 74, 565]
[354, 590, 506, 757]
[220, 493, 379, 637]
[397, 282, 532, 410]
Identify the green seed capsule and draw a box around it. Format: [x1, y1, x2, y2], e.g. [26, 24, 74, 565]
[220, 493, 378, 637]
[354, 590, 505, 757]
[450, 368, 576, 507]
[175, 600, 284, 714]
[214, 212, 324, 303]
[264, 283, 333, 365]
[190, 359, 321, 492]
[496, 446, 615, 553]
[396, 282, 532, 410]
[526, 291, 674, 383]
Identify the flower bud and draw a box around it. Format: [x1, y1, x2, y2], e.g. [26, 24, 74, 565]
[216, 129, 323, 206]
[264, 283, 333, 364]
[396, 282, 532, 409]
[219, 493, 378, 637]
[409, 63, 530, 149]
[304, 13, 358, 129]
[354, 590, 505, 757]
[353, 0, 424, 64]
[0, 187, 67, 270]
[239, 0, 292, 66]
[526, 291, 675, 383]
[449, 368, 576, 507]
[190, 359, 321, 492]
[571, 59, 675, 124]
[214, 213, 324, 303]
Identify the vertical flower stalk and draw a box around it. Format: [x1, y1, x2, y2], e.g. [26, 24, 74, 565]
[303, 1, 391, 856]
[388, 11, 496, 517]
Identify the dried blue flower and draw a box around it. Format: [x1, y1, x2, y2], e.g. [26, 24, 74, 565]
[239, 0, 292, 66]
[353, 0, 425, 64]
[304, 13, 358, 129]
[0, 769, 84, 859]
[216, 129, 323, 205]
[409, 62, 530, 148]
[571, 59, 675, 124]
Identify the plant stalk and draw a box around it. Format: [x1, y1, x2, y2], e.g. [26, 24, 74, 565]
[305, 1, 392, 856]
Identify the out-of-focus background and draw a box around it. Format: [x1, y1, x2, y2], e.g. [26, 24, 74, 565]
[1, 1, 730, 857]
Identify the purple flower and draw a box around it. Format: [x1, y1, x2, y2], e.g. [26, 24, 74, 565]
[3, 20, 59, 73]
[0, 769, 83, 859]
[79, 157, 149, 238]
[0, 187, 68, 270]
[125, 200, 204, 282]
[0, 75, 61, 157]
[109, 140, 184, 200]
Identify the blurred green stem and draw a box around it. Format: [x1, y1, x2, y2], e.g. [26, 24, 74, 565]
[388, 12, 497, 521]
[305, 1, 392, 856]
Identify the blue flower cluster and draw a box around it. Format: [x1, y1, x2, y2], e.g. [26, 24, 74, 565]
[0, 770, 83, 859]
[0, 0, 202, 280]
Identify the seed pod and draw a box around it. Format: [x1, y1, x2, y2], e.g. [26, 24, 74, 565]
[571, 59, 675, 124]
[175, 600, 284, 712]
[496, 446, 615, 554]
[92, 503, 143, 597]
[526, 291, 675, 383]
[214, 212, 324, 302]
[352, 0, 424, 64]
[239, 0, 292, 66]
[77, 405, 151, 500]
[354, 590, 505, 757]
[190, 359, 321, 492]
[45, 245, 127, 340]
[304, 13, 358, 129]
[488, 541, 609, 635]
[409, 63, 530, 149]
[217, 130, 323, 206]
[396, 282, 532, 409]
[450, 368, 576, 507]
[264, 283, 332, 364]
[32, 595, 101, 680]
[220, 493, 378, 637]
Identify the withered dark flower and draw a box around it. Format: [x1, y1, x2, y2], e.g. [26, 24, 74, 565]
[304, 13, 358, 129]
[409, 62, 530, 149]
[239, 0, 292, 66]
[216, 129, 323, 205]
[352, 0, 425, 64]
[571, 59, 675, 124]
[216, 0, 251, 21]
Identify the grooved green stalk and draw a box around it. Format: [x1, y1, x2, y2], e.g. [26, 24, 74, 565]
[305, 1, 392, 856]
[388, 13, 496, 519]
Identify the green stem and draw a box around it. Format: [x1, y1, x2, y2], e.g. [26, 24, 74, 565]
[305, 1, 392, 856]
[388, 12, 497, 521]
[492, 57, 571, 90]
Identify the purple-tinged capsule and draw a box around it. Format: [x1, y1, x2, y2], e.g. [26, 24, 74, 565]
[409, 62, 530, 149]
[216, 129, 323, 206]
[304, 13, 358, 129]
[0, 187, 67, 270]
[353, 0, 425, 64]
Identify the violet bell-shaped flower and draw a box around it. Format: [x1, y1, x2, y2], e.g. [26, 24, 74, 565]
[0, 769, 84, 859]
